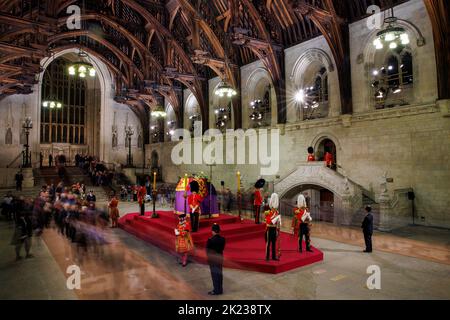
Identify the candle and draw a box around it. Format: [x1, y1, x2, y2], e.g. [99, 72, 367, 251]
[153, 171, 157, 191]
[237, 171, 241, 193]
[184, 174, 188, 193]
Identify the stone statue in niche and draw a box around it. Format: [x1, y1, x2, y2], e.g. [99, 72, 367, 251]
[137, 134, 143, 149]
[5, 102, 14, 145]
[5, 128, 12, 145]
[112, 130, 118, 148]
[112, 111, 118, 148]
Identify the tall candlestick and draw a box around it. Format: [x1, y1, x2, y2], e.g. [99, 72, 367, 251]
[237, 171, 241, 193]
[184, 174, 188, 193]
[153, 171, 157, 191]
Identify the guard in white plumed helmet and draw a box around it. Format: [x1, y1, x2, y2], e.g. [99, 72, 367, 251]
[291, 194, 307, 238]
[298, 194, 313, 253]
[264, 193, 282, 261]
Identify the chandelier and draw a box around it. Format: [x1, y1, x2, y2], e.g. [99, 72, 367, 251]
[151, 105, 167, 118]
[68, 50, 96, 78]
[373, 10, 409, 50]
[42, 100, 62, 109]
[215, 81, 237, 98]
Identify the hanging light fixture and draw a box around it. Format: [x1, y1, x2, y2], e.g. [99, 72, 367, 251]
[373, 8, 409, 51]
[215, 81, 237, 98]
[151, 105, 167, 118]
[214, 46, 237, 98]
[42, 100, 63, 109]
[67, 50, 96, 78]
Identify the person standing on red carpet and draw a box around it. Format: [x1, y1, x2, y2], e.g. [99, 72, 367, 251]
[291, 194, 307, 238]
[264, 193, 281, 261]
[253, 182, 264, 224]
[296, 194, 313, 253]
[137, 185, 146, 216]
[292, 194, 313, 252]
[175, 214, 194, 267]
[188, 181, 202, 232]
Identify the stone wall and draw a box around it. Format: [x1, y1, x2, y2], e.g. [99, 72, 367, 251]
[148, 104, 449, 228]
[0, 49, 144, 179]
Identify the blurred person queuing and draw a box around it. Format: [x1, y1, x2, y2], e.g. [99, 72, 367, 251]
[109, 194, 120, 228]
[10, 201, 33, 261]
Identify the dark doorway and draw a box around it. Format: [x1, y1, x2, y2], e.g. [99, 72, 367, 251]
[317, 138, 337, 170]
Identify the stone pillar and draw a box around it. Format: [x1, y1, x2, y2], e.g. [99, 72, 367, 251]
[378, 191, 392, 232]
[340, 194, 353, 226]
[338, 177, 353, 225]
[22, 167, 34, 188]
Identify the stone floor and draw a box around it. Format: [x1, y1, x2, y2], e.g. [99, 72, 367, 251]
[1, 201, 449, 300]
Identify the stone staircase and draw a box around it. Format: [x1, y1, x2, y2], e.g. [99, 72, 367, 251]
[350, 194, 380, 227]
[34, 166, 110, 203]
[274, 162, 389, 229]
[275, 162, 365, 226]
[0, 185, 43, 199]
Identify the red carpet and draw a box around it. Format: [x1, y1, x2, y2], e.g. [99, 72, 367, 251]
[119, 211, 324, 274]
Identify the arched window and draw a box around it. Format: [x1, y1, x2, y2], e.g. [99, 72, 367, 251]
[150, 117, 165, 144]
[186, 95, 201, 136]
[371, 47, 414, 109]
[214, 103, 232, 132]
[40, 57, 86, 144]
[249, 86, 271, 128]
[164, 104, 178, 142]
[296, 65, 330, 120]
[401, 52, 413, 85]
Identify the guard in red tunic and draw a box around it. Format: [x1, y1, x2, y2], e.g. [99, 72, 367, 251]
[254, 188, 263, 224]
[137, 185, 147, 216]
[175, 214, 194, 267]
[325, 151, 334, 168]
[307, 147, 316, 162]
[188, 180, 202, 232]
[264, 193, 282, 261]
